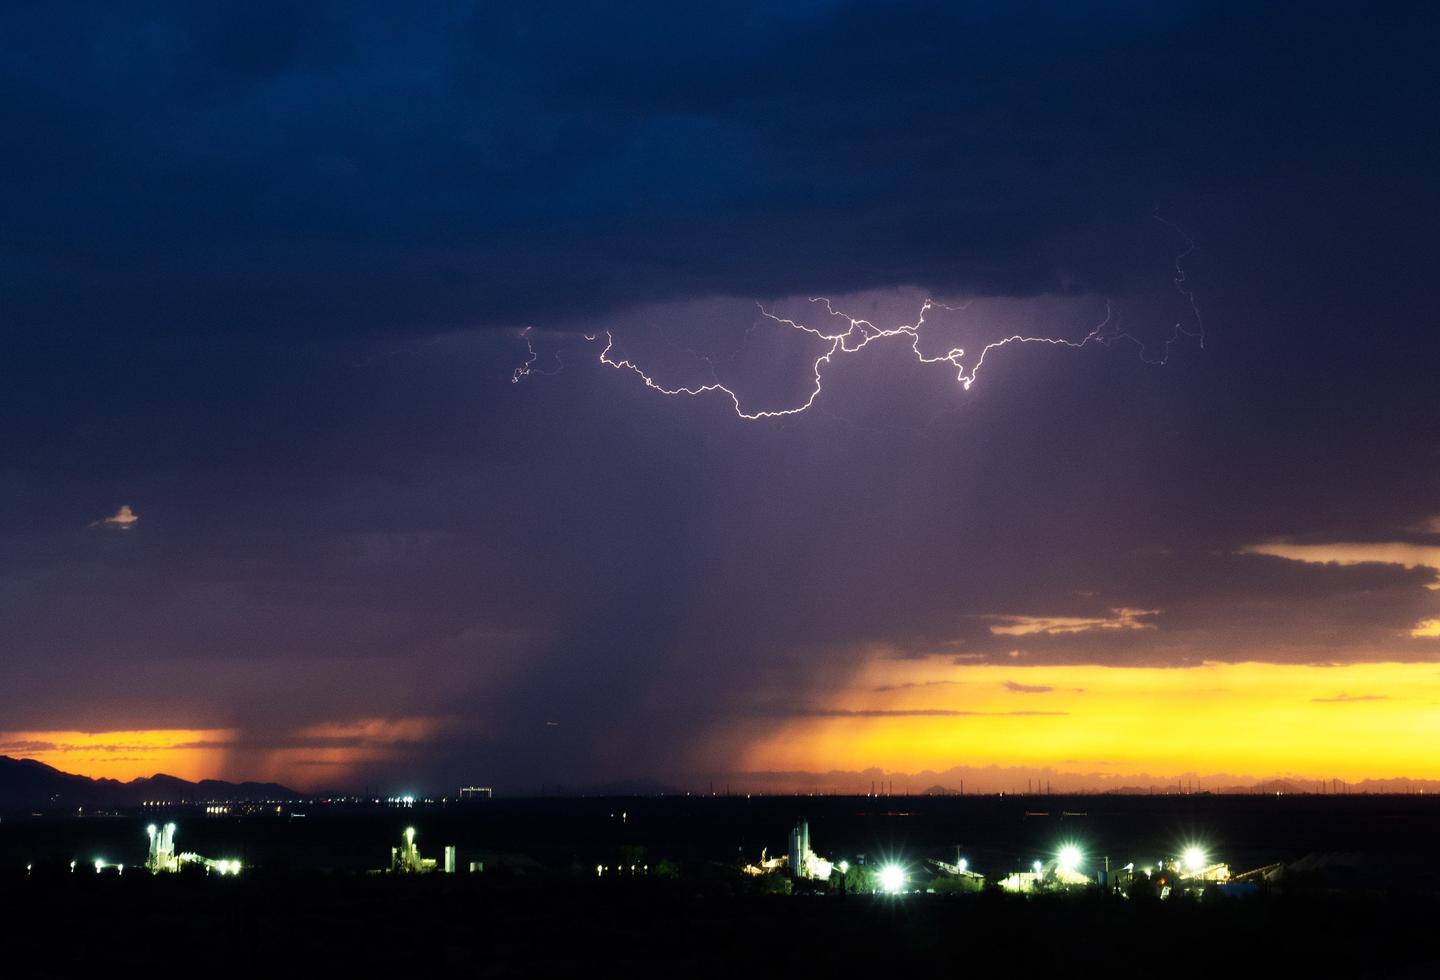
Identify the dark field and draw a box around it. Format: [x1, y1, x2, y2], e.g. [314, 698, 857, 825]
[3, 795, 1439, 977]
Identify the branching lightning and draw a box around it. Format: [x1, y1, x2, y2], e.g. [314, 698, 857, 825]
[514, 219, 1203, 420]
[510, 326, 572, 384]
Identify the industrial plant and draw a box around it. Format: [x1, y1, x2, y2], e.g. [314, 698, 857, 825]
[388, 827, 459, 874]
[143, 822, 242, 875]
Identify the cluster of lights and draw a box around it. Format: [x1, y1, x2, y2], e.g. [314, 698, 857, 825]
[594, 864, 649, 876]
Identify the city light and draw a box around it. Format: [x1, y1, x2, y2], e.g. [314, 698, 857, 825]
[878, 863, 907, 894]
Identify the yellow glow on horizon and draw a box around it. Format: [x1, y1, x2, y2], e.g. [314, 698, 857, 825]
[1413, 619, 1440, 638]
[0, 728, 234, 783]
[739, 660, 1440, 781]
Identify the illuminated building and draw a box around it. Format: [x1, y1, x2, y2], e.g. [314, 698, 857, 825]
[741, 847, 786, 876]
[460, 786, 493, 799]
[391, 826, 439, 873]
[786, 820, 835, 880]
[998, 870, 1042, 893]
[146, 823, 178, 873]
[787, 821, 810, 878]
[145, 823, 241, 875]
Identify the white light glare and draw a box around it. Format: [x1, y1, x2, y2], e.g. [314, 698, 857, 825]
[1182, 846, 1206, 873]
[878, 864, 907, 895]
[1058, 845, 1083, 873]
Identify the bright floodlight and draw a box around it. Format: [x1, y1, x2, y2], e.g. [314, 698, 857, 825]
[146, 824, 157, 836]
[957, 858, 968, 873]
[1182, 846, 1206, 873]
[837, 860, 850, 875]
[1058, 845, 1083, 873]
[878, 863, 906, 894]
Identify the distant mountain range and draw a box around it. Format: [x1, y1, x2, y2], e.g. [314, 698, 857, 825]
[0, 756, 300, 810]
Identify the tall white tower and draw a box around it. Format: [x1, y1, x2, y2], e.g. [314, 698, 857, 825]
[788, 820, 811, 879]
[146, 822, 178, 872]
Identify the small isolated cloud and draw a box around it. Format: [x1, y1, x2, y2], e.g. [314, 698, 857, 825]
[1244, 541, 1440, 587]
[1412, 619, 1440, 638]
[1311, 693, 1391, 703]
[1003, 680, 1054, 694]
[986, 607, 1159, 636]
[92, 504, 139, 531]
[871, 680, 968, 693]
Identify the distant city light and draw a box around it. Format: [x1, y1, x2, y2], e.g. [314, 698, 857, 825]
[878, 863, 907, 894]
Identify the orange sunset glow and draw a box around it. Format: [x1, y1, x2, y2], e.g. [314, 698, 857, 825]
[739, 660, 1440, 784]
[0, 716, 447, 788]
[0, 729, 234, 784]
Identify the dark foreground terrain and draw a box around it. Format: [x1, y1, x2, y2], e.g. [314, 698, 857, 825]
[4, 794, 1439, 977]
[3, 872, 1438, 978]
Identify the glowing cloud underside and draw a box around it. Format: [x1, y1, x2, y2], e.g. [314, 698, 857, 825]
[515, 220, 1202, 419]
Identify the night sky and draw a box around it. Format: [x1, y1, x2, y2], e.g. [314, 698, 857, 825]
[4, 2, 1438, 793]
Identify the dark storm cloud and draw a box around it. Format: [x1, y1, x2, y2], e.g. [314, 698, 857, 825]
[2, 2, 1439, 790]
[3, 1, 1435, 335]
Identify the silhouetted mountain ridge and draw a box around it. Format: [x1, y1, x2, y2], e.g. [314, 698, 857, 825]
[0, 755, 299, 809]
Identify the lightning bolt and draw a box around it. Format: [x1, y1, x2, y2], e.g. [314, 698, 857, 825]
[510, 326, 572, 384]
[516, 219, 1203, 419]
